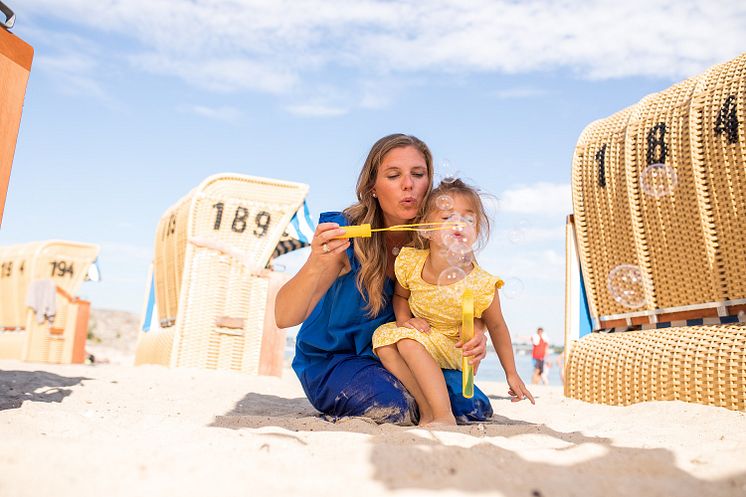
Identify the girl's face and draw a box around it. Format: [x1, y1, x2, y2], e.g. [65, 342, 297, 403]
[372, 146, 430, 227]
[427, 193, 478, 251]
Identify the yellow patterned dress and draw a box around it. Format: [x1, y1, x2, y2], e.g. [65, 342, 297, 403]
[372, 247, 504, 370]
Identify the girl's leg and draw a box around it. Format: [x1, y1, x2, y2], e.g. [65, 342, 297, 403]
[396, 338, 456, 425]
[376, 344, 435, 424]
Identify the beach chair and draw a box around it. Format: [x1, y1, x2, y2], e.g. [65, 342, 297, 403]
[135, 173, 312, 376]
[0, 5, 33, 226]
[565, 52, 746, 411]
[0, 241, 100, 364]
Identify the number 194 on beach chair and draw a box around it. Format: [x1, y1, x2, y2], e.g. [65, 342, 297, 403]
[0, 241, 100, 364]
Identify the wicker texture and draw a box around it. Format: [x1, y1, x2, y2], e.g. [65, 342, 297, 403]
[571, 52, 746, 324]
[690, 53, 746, 300]
[565, 324, 746, 411]
[138, 173, 308, 374]
[0, 240, 98, 363]
[571, 107, 637, 317]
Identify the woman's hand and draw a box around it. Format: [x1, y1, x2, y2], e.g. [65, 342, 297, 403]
[506, 373, 535, 404]
[310, 223, 350, 264]
[400, 317, 430, 334]
[455, 320, 487, 374]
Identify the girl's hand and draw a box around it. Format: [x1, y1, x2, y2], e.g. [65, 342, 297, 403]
[506, 373, 535, 404]
[310, 223, 350, 263]
[456, 320, 487, 374]
[401, 317, 430, 334]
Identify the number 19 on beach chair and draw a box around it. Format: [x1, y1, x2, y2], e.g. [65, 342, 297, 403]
[135, 174, 312, 376]
[0, 241, 100, 364]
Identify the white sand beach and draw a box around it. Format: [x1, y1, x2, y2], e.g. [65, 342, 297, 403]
[2, 352, 746, 497]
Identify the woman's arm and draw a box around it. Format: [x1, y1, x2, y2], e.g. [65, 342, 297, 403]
[275, 223, 350, 328]
[482, 288, 535, 404]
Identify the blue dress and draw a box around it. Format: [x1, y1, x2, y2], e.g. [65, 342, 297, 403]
[292, 211, 494, 424]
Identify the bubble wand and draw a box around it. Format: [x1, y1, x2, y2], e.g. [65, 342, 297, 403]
[333, 221, 464, 239]
[461, 288, 475, 398]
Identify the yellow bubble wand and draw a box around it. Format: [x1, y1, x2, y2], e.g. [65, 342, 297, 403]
[461, 288, 475, 398]
[333, 221, 464, 239]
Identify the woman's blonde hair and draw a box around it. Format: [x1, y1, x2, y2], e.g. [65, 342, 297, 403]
[343, 133, 433, 316]
[414, 178, 491, 251]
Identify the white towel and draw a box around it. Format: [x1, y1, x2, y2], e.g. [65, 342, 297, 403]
[26, 279, 57, 324]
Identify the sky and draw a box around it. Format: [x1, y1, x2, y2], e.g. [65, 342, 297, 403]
[2, 0, 745, 341]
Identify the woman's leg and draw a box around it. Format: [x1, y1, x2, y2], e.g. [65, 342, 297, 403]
[441, 369, 494, 422]
[302, 355, 418, 425]
[376, 344, 435, 424]
[396, 339, 456, 425]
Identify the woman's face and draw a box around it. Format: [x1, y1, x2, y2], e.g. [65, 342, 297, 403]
[372, 146, 430, 227]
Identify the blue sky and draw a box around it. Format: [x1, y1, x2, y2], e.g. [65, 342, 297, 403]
[2, 0, 744, 342]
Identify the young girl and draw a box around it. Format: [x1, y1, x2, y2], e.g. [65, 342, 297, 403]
[372, 179, 535, 426]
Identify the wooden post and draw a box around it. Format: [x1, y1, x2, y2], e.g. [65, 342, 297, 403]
[0, 23, 33, 226]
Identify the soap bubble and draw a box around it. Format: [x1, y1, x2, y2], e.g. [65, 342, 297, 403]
[437, 266, 467, 297]
[436, 195, 454, 211]
[640, 163, 677, 198]
[502, 277, 525, 299]
[508, 220, 528, 244]
[436, 160, 460, 185]
[445, 241, 473, 268]
[607, 264, 647, 309]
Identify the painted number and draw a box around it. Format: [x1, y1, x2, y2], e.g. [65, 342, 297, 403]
[162, 214, 176, 240]
[50, 261, 74, 278]
[0, 261, 12, 278]
[596, 144, 607, 187]
[211, 204, 272, 238]
[646, 122, 667, 165]
[715, 95, 739, 144]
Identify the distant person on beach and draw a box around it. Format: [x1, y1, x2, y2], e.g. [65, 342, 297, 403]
[371, 179, 534, 426]
[531, 327, 549, 385]
[276, 134, 494, 425]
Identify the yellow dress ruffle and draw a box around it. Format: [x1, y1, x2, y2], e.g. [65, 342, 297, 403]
[372, 247, 503, 370]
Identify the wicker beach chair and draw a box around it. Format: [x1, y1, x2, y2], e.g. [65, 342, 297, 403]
[0, 241, 99, 363]
[134, 174, 310, 376]
[565, 52, 746, 411]
[0, 15, 33, 226]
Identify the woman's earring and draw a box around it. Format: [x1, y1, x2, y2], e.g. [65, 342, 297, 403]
[372, 192, 377, 198]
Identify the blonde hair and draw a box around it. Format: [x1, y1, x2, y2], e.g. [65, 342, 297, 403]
[343, 134, 433, 316]
[414, 178, 491, 251]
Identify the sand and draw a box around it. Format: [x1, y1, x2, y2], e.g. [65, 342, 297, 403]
[1, 358, 745, 497]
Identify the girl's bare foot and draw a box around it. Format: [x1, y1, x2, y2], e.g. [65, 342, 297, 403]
[421, 414, 457, 427]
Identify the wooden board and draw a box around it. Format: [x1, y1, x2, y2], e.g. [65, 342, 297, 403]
[0, 27, 33, 226]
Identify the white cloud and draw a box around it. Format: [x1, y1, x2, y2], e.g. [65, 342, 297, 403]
[21, 1, 746, 107]
[180, 104, 242, 122]
[498, 182, 572, 216]
[285, 103, 349, 117]
[491, 87, 549, 100]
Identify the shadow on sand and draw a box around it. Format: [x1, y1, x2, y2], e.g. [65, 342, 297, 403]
[0, 369, 89, 411]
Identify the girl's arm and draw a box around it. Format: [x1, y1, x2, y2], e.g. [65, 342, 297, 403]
[275, 223, 350, 328]
[393, 282, 430, 332]
[482, 288, 535, 404]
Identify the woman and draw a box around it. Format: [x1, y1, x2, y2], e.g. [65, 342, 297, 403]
[275, 133, 495, 424]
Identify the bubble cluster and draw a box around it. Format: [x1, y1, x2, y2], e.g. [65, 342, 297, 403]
[607, 264, 647, 309]
[640, 163, 677, 198]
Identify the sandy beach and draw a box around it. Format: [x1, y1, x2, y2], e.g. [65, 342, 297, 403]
[2, 353, 746, 497]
